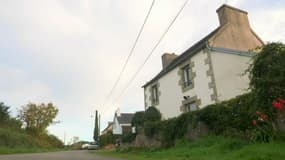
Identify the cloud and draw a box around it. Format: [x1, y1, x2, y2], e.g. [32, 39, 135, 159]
[0, 65, 53, 109]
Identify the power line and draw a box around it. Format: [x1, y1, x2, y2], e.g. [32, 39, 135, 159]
[103, 0, 190, 115]
[100, 0, 156, 110]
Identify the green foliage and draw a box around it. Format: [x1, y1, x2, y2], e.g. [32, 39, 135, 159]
[248, 42, 285, 115]
[93, 110, 99, 142]
[0, 127, 64, 149]
[121, 132, 136, 143]
[0, 128, 39, 147]
[4, 118, 22, 131]
[0, 102, 22, 130]
[198, 104, 231, 133]
[98, 136, 285, 160]
[144, 106, 161, 122]
[18, 102, 59, 135]
[144, 121, 160, 138]
[140, 93, 258, 147]
[131, 111, 145, 127]
[0, 102, 10, 123]
[0, 102, 63, 150]
[143, 107, 161, 138]
[99, 131, 119, 146]
[37, 134, 64, 148]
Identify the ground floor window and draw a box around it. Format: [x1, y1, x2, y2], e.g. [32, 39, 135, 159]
[185, 102, 197, 112]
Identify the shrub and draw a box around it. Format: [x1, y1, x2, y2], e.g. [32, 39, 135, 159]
[143, 107, 162, 138]
[0, 128, 39, 147]
[144, 106, 161, 122]
[248, 42, 285, 116]
[99, 131, 118, 146]
[121, 132, 136, 143]
[144, 121, 160, 138]
[132, 111, 145, 134]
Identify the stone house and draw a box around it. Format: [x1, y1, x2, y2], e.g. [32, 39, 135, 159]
[143, 4, 263, 119]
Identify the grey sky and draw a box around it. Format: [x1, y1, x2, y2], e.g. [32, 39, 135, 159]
[0, 0, 284, 142]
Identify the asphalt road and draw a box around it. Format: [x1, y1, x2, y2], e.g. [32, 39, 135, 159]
[0, 150, 124, 160]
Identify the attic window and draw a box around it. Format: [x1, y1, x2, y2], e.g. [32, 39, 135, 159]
[183, 65, 192, 87]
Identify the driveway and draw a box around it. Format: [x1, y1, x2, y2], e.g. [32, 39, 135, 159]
[0, 150, 124, 160]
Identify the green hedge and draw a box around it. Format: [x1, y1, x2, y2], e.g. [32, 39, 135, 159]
[0, 128, 39, 148]
[145, 93, 256, 147]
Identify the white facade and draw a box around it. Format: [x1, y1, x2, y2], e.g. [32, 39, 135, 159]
[143, 4, 263, 119]
[145, 50, 216, 119]
[144, 49, 252, 119]
[211, 51, 251, 101]
[112, 115, 122, 135]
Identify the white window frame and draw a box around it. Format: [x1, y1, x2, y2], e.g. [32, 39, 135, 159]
[183, 65, 192, 87]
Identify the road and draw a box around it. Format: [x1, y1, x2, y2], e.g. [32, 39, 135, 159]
[0, 150, 124, 160]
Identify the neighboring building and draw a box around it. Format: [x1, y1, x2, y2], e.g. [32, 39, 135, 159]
[143, 4, 263, 119]
[112, 112, 134, 135]
[101, 121, 113, 135]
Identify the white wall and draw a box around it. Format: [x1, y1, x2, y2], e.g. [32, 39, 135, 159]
[186, 51, 214, 108]
[144, 50, 215, 119]
[157, 67, 183, 119]
[112, 116, 122, 135]
[211, 51, 250, 101]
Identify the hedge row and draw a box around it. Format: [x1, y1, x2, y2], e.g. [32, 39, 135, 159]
[142, 93, 257, 147]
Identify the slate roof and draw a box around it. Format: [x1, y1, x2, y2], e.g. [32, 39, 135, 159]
[142, 27, 220, 88]
[117, 113, 134, 124]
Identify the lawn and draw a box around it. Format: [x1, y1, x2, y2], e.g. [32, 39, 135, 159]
[96, 136, 285, 160]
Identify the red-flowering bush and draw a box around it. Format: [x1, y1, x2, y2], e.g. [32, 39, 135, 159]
[252, 98, 285, 142]
[272, 98, 285, 112]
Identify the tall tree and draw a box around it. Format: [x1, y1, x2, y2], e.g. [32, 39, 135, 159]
[0, 102, 10, 122]
[18, 103, 58, 135]
[93, 110, 99, 142]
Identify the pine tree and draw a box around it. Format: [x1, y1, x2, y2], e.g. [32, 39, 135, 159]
[93, 110, 99, 142]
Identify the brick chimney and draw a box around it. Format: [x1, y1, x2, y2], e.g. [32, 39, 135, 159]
[161, 53, 177, 69]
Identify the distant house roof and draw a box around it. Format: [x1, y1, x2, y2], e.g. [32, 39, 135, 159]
[101, 122, 113, 134]
[117, 113, 134, 124]
[142, 28, 219, 88]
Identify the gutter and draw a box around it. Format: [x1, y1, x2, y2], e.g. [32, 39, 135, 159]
[206, 42, 256, 57]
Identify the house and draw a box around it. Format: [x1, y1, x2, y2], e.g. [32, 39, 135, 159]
[112, 112, 134, 135]
[143, 4, 263, 119]
[101, 121, 113, 135]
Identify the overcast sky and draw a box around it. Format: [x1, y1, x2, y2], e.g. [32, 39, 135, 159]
[0, 0, 284, 143]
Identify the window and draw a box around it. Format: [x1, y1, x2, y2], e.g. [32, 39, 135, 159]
[151, 85, 159, 104]
[183, 65, 192, 87]
[185, 102, 197, 112]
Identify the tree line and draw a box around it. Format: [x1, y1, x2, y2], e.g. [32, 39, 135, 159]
[0, 102, 63, 148]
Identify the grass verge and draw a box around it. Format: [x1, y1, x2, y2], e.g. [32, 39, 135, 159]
[0, 147, 66, 155]
[95, 136, 285, 160]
